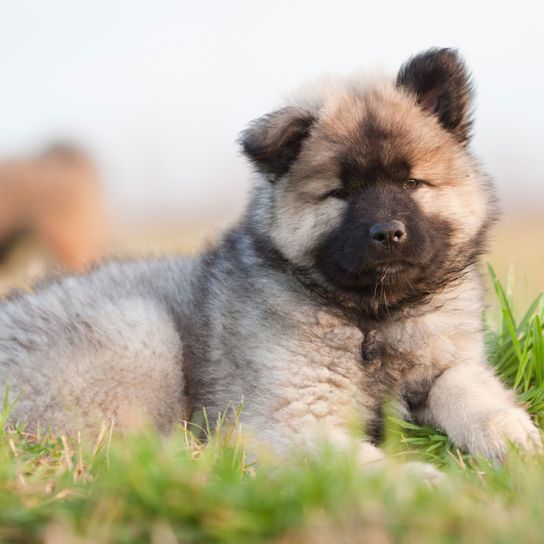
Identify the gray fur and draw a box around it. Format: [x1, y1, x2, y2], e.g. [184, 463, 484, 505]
[0, 50, 540, 465]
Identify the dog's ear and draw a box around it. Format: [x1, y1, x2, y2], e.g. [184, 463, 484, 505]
[240, 107, 315, 180]
[396, 48, 473, 145]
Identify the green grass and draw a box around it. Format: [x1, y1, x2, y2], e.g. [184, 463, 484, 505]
[1, 268, 544, 543]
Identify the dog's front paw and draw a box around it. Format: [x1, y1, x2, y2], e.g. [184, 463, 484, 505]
[470, 407, 542, 462]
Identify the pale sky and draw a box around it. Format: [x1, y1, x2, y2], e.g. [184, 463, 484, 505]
[0, 0, 542, 222]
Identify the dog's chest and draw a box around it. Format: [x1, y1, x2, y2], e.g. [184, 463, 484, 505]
[268, 308, 440, 433]
[296, 311, 431, 398]
[313, 312, 429, 379]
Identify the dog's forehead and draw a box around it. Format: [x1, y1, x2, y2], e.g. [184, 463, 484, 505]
[324, 105, 413, 187]
[291, 83, 458, 188]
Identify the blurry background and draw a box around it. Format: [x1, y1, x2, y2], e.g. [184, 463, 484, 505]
[0, 0, 542, 307]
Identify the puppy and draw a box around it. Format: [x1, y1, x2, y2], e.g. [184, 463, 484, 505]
[0, 48, 540, 466]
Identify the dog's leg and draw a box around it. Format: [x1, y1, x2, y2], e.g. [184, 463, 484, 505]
[422, 362, 541, 461]
[305, 429, 442, 481]
[251, 422, 442, 482]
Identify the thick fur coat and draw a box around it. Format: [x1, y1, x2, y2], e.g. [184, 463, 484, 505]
[0, 49, 540, 465]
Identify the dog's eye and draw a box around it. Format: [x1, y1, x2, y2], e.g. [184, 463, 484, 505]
[402, 178, 421, 190]
[322, 188, 349, 200]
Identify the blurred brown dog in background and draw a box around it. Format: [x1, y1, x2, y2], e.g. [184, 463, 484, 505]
[0, 144, 106, 271]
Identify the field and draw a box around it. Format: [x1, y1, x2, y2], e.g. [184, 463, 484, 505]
[0, 218, 543, 543]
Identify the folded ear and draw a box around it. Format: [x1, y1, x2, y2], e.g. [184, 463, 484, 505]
[240, 107, 315, 180]
[396, 48, 473, 145]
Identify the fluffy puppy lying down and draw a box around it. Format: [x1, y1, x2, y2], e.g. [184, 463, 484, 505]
[0, 49, 540, 471]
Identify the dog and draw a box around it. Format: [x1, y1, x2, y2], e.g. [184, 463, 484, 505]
[0, 48, 540, 467]
[0, 144, 105, 271]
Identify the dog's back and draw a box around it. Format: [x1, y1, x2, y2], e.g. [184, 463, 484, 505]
[0, 257, 193, 434]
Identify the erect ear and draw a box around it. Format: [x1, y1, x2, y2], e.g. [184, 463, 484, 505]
[396, 48, 473, 145]
[240, 107, 315, 180]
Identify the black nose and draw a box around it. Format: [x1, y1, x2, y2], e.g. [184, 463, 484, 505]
[369, 221, 407, 247]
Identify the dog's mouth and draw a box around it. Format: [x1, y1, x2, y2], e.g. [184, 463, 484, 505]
[325, 259, 423, 291]
[372, 261, 412, 274]
[345, 259, 416, 278]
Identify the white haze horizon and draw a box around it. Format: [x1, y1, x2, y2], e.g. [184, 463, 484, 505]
[0, 0, 542, 224]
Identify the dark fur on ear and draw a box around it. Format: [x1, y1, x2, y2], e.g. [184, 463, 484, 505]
[396, 48, 474, 144]
[240, 107, 315, 180]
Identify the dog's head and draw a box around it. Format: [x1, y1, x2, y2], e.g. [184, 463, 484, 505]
[241, 48, 497, 316]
